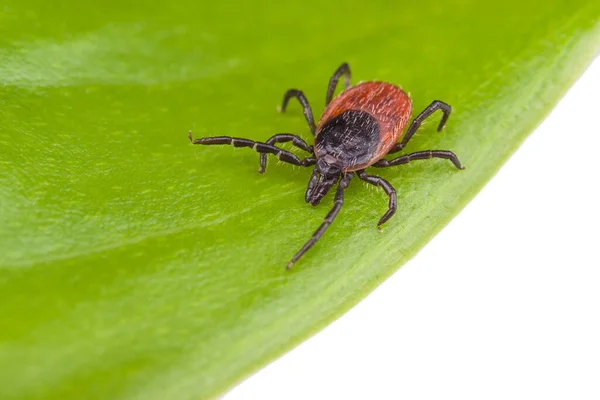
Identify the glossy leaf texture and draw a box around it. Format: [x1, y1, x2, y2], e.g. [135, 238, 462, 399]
[1, 1, 599, 398]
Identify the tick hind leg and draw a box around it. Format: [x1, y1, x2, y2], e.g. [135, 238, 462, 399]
[373, 150, 464, 170]
[388, 100, 452, 155]
[326, 62, 351, 106]
[188, 131, 316, 168]
[280, 89, 316, 134]
[287, 172, 353, 269]
[357, 170, 397, 231]
[258, 133, 314, 174]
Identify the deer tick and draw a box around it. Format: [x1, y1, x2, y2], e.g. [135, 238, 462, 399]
[188, 63, 464, 269]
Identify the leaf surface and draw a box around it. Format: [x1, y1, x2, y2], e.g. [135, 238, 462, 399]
[1, 1, 599, 398]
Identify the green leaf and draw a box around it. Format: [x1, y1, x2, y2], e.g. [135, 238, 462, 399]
[1, 1, 599, 398]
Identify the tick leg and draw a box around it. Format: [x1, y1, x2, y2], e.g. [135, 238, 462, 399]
[326, 62, 351, 106]
[372, 150, 464, 170]
[356, 170, 397, 230]
[280, 89, 316, 135]
[188, 131, 317, 168]
[259, 133, 314, 174]
[388, 100, 451, 154]
[287, 172, 354, 269]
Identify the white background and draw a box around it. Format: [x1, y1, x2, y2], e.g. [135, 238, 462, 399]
[226, 57, 600, 400]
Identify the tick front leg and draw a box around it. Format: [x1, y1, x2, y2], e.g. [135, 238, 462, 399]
[356, 170, 397, 231]
[280, 89, 317, 135]
[258, 133, 314, 174]
[373, 150, 464, 170]
[326, 62, 351, 106]
[388, 100, 452, 155]
[287, 172, 353, 269]
[188, 131, 316, 168]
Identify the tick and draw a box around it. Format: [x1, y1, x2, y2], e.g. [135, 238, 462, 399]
[188, 63, 464, 269]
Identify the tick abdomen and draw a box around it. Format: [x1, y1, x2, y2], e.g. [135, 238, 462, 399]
[316, 81, 412, 171]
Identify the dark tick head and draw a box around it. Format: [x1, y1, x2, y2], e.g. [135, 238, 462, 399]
[305, 156, 341, 206]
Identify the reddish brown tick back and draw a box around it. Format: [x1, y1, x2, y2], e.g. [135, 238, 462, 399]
[188, 63, 464, 269]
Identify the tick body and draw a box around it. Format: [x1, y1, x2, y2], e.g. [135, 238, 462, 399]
[189, 63, 464, 269]
[315, 82, 411, 172]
